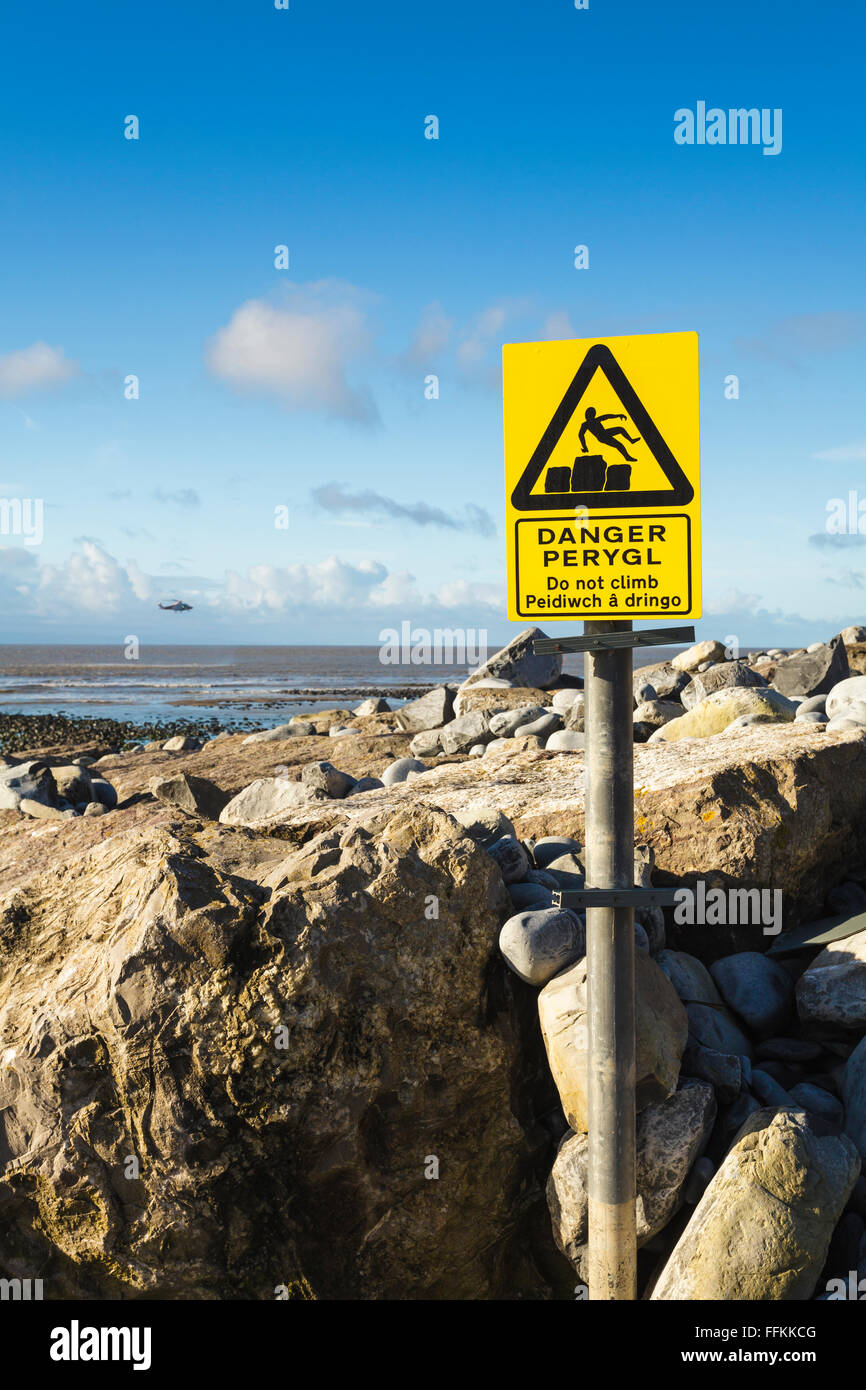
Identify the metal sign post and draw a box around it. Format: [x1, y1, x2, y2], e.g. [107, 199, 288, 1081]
[534, 622, 695, 1299]
[584, 617, 637, 1299]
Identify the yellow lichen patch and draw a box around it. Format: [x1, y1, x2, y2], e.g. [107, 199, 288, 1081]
[701, 810, 716, 822]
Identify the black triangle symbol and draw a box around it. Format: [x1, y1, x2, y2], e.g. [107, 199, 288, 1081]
[510, 343, 694, 510]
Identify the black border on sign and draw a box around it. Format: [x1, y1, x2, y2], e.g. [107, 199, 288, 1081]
[513, 513, 693, 619]
[509, 343, 695, 510]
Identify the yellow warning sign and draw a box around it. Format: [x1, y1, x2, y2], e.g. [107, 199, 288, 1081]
[504, 332, 701, 620]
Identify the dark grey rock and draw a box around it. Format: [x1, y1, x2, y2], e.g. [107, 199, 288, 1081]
[508, 882, 554, 912]
[681, 1041, 743, 1104]
[90, 778, 118, 811]
[533, 837, 583, 869]
[395, 685, 455, 732]
[750, 1068, 792, 1107]
[789, 1083, 844, 1126]
[499, 908, 585, 986]
[463, 627, 562, 691]
[682, 661, 768, 710]
[772, 637, 850, 699]
[301, 761, 358, 798]
[710, 951, 794, 1036]
[756, 1037, 825, 1064]
[487, 836, 531, 885]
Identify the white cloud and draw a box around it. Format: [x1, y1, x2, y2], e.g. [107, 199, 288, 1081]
[705, 587, 763, 616]
[206, 281, 378, 423]
[0, 342, 79, 399]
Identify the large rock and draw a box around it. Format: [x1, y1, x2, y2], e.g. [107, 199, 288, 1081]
[653, 687, 796, 741]
[454, 685, 549, 718]
[826, 675, 866, 720]
[841, 626, 866, 645]
[537, 951, 687, 1132]
[682, 661, 767, 709]
[651, 1108, 860, 1300]
[395, 686, 455, 733]
[301, 761, 357, 798]
[51, 764, 94, 805]
[216, 724, 866, 954]
[796, 927, 866, 1031]
[219, 776, 321, 825]
[0, 760, 58, 811]
[439, 711, 495, 755]
[771, 637, 849, 699]
[672, 640, 727, 673]
[499, 908, 585, 986]
[462, 628, 561, 692]
[547, 1080, 716, 1273]
[242, 723, 297, 745]
[0, 804, 555, 1300]
[489, 705, 547, 738]
[709, 952, 794, 1036]
[637, 662, 690, 700]
[151, 773, 230, 820]
[657, 950, 753, 1056]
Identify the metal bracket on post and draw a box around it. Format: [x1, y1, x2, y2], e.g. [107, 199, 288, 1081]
[533, 621, 695, 1302]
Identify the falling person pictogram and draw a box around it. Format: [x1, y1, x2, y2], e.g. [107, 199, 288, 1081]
[578, 407, 641, 463]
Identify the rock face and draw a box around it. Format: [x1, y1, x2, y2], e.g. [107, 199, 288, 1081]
[537, 951, 687, 1132]
[462, 628, 561, 692]
[651, 1109, 860, 1300]
[0, 805, 556, 1300]
[654, 688, 796, 741]
[547, 1080, 716, 1273]
[771, 637, 849, 699]
[796, 927, 866, 1030]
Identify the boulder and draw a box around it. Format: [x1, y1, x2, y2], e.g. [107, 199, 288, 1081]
[681, 661, 767, 709]
[489, 705, 547, 738]
[242, 724, 297, 745]
[651, 1109, 861, 1300]
[354, 697, 390, 717]
[637, 662, 691, 700]
[545, 731, 585, 751]
[709, 952, 794, 1036]
[453, 684, 549, 718]
[652, 687, 796, 741]
[564, 698, 586, 733]
[0, 760, 57, 811]
[409, 729, 442, 758]
[547, 1080, 716, 1273]
[796, 927, 866, 1030]
[771, 637, 850, 699]
[681, 1041, 743, 1103]
[380, 758, 427, 787]
[151, 773, 230, 820]
[89, 779, 118, 811]
[452, 803, 516, 849]
[462, 627, 562, 691]
[487, 836, 531, 884]
[219, 777, 320, 825]
[499, 908, 585, 986]
[657, 950, 753, 1057]
[19, 798, 65, 820]
[395, 686, 455, 733]
[513, 712, 561, 739]
[51, 764, 94, 805]
[841, 626, 866, 645]
[301, 762, 358, 798]
[826, 675, 866, 720]
[532, 837, 583, 869]
[672, 640, 727, 673]
[0, 804, 550, 1299]
[439, 711, 495, 755]
[538, 951, 687, 1132]
[162, 735, 200, 751]
[350, 777, 384, 794]
[551, 689, 582, 714]
[633, 699, 682, 729]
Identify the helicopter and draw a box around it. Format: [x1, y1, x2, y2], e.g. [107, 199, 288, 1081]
[158, 600, 193, 612]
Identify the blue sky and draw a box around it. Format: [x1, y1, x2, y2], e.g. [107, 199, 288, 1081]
[1, 0, 865, 646]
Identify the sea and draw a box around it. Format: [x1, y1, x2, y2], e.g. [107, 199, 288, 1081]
[0, 642, 734, 729]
